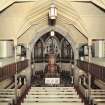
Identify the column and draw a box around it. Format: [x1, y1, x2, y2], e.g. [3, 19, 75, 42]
[74, 65, 79, 86]
[79, 77, 82, 85]
[19, 77, 22, 85]
[74, 47, 79, 86]
[24, 77, 27, 85]
[71, 76, 74, 84]
[14, 45, 18, 102]
[88, 39, 92, 62]
[83, 76, 86, 86]
[26, 44, 31, 86]
[88, 39, 92, 103]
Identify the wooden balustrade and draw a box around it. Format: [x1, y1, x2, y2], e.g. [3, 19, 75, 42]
[77, 60, 105, 82]
[77, 60, 88, 72]
[17, 60, 28, 73]
[0, 60, 28, 82]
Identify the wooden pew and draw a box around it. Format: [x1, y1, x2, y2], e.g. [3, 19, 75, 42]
[84, 89, 105, 98]
[0, 89, 14, 92]
[91, 91, 105, 94]
[30, 88, 75, 90]
[91, 92, 105, 95]
[91, 89, 105, 92]
[0, 98, 13, 104]
[8, 83, 15, 89]
[6, 82, 15, 89]
[0, 102, 10, 105]
[23, 86, 84, 105]
[88, 91, 105, 105]
[97, 103, 105, 105]
[26, 96, 80, 99]
[30, 89, 75, 92]
[79, 84, 105, 98]
[21, 102, 84, 105]
[0, 89, 15, 105]
[91, 94, 105, 98]
[0, 84, 26, 97]
[28, 92, 77, 95]
[93, 98, 105, 105]
[28, 91, 77, 94]
[0, 92, 15, 95]
[0, 94, 15, 98]
[26, 94, 79, 98]
[90, 95, 105, 99]
[31, 86, 74, 88]
[0, 85, 27, 105]
[31, 87, 74, 90]
[24, 98, 82, 102]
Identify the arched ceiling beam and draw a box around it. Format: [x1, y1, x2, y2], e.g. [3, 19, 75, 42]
[56, 18, 87, 39]
[71, 0, 105, 10]
[0, 0, 35, 12]
[5, 0, 86, 39]
[21, 0, 85, 27]
[17, 10, 88, 39]
[58, 11, 87, 31]
[26, 0, 50, 18]
[17, 10, 48, 36]
[56, 0, 79, 16]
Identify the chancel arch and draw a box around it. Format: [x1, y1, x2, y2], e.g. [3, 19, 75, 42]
[30, 25, 77, 60]
[31, 31, 76, 86]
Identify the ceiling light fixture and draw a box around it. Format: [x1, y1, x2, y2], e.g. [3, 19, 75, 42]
[49, 0, 57, 20]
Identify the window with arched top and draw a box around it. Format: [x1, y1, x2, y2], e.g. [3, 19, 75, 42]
[61, 39, 72, 62]
[44, 36, 60, 55]
[34, 39, 43, 62]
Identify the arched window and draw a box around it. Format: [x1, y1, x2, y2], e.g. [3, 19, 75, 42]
[34, 39, 43, 62]
[44, 36, 60, 55]
[61, 39, 72, 62]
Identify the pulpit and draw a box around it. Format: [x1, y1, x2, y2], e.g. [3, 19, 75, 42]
[45, 54, 60, 85]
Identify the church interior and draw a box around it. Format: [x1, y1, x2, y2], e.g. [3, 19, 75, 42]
[0, 0, 105, 105]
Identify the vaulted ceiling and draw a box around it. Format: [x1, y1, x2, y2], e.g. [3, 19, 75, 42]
[0, 0, 105, 45]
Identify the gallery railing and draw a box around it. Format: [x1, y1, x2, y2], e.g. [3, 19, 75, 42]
[0, 59, 28, 81]
[77, 60, 105, 82]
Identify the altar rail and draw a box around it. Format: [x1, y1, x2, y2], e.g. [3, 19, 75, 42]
[77, 60, 105, 82]
[0, 60, 28, 81]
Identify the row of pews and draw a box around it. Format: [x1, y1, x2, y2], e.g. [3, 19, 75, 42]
[22, 86, 84, 105]
[79, 84, 105, 105]
[5, 77, 26, 89]
[0, 84, 27, 105]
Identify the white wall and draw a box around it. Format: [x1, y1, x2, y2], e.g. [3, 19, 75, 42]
[94, 40, 105, 58]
